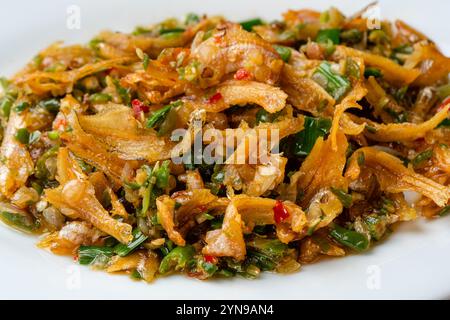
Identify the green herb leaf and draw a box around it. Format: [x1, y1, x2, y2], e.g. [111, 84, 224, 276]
[112, 79, 131, 106]
[357, 152, 365, 166]
[437, 84, 450, 100]
[292, 117, 332, 157]
[255, 109, 281, 125]
[439, 206, 450, 217]
[330, 224, 369, 252]
[146, 100, 182, 128]
[89, 93, 112, 104]
[316, 28, 341, 45]
[142, 53, 150, 70]
[331, 187, 352, 208]
[47, 131, 60, 141]
[345, 57, 360, 79]
[340, 29, 363, 44]
[14, 102, 30, 113]
[0, 211, 38, 233]
[364, 67, 383, 78]
[132, 27, 151, 36]
[15, 128, 30, 145]
[438, 118, 450, 128]
[39, 99, 60, 113]
[312, 62, 351, 101]
[185, 13, 200, 25]
[159, 245, 196, 274]
[363, 214, 387, 241]
[28, 130, 41, 145]
[412, 149, 433, 168]
[0, 96, 14, 117]
[365, 125, 377, 134]
[78, 246, 114, 265]
[155, 160, 171, 189]
[273, 45, 292, 62]
[35, 146, 59, 180]
[113, 228, 148, 257]
[159, 27, 186, 35]
[240, 18, 264, 31]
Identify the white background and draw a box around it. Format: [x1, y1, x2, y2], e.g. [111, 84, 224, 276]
[0, 0, 449, 299]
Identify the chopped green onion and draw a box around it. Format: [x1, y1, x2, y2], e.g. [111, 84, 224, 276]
[159, 245, 196, 274]
[365, 125, 377, 134]
[439, 206, 450, 217]
[14, 102, 30, 113]
[89, 38, 103, 50]
[393, 45, 414, 54]
[159, 27, 185, 35]
[157, 106, 179, 136]
[124, 181, 141, 190]
[256, 109, 282, 125]
[211, 170, 225, 184]
[160, 31, 184, 39]
[146, 100, 182, 128]
[331, 187, 352, 208]
[330, 224, 369, 252]
[202, 29, 214, 41]
[438, 119, 450, 128]
[141, 169, 154, 216]
[31, 181, 43, 195]
[35, 146, 59, 180]
[78, 246, 114, 265]
[312, 62, 351, 101]
[240, 18, 263, 31]
[39, 99, 60, 113]
[0, 211, 38, 233]
[210, 216, 223, 229]
[113, 228, 148, 257]
[273, 45, 292, 62]
[130, 269, 143, 280]
[368, 29, 388, 44]
[364, 67, 383, 78]
[0, 77, 9, 90]
[345, 57, 360, 79]
[201, 261, 218, 276]
[89, 93, 112, 104]
[1, 91, 17, 118]
[185, 13, 200, 25]
[15, 128, 30, 145]
[132, 27, 151, 36]
[316, 28, 341, 45]
[363, 214, 387, 241]
[412, 149, 433, 168]
[112, 79, 131, 106]
[437, 84, 450, 100]
[383, 107, 408, 123]
[292, 117, 332, 157]
[357, 152, 365, 166]
[142, 53, 150, 70]
[28, 130, 41, 145]
[201, 212, 215, 220]
[47, 131, 60, 141]
[247, 238, 288, 260]
[155, 160, 171, 189]
[340, 29, 363, 44]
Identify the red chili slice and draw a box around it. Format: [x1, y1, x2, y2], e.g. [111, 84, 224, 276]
[132, 99, 149, 118]
[208, 92, 223, 104]
[234, 68, 252, 81]
[203, 255, 216, 263]
[273, 200, 290, 224]
[437, 96, 450, 113]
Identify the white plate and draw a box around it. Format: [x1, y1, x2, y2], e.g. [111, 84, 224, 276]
[0, 0, 449, 300]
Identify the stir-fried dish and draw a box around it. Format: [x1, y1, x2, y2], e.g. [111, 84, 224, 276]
[0, 4, 449, 282]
